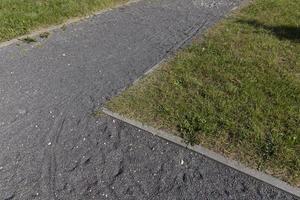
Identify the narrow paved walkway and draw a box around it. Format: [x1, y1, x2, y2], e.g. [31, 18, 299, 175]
[0, 0, 298, 199]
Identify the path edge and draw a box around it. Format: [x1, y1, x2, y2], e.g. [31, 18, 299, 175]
[102, 107, 300, 199]
[0, 0, 140, 49]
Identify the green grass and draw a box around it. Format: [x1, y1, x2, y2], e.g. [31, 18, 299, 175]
[107, 0, 300, 186]
[0, 0, 128, 42]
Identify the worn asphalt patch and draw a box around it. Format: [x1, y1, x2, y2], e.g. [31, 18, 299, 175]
[0, 0, 298, 199]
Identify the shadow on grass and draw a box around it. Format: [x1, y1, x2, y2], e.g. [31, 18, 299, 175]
[237, 19, 300, 42]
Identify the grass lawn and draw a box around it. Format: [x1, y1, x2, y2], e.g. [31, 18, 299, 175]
[0, 0, 128, 42]
[107, 0, 300, 186]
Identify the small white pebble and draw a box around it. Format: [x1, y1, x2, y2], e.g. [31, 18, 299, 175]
[62, 53, 66, 57]
[18, 109, 27, 115]
[112, 119, 116, 123]
[83, 137, 86, 141]
[180, 159, 184, 165]
[48, 142, 52, 146]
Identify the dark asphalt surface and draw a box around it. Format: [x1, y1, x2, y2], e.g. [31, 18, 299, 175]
[0, 0, 298, 199]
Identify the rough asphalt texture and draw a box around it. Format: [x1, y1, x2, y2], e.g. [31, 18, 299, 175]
[0, 0, 298, 199]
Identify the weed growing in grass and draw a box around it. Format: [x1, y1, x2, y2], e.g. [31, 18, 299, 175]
[258, 133, 277, 161]
[177, 113, 203, 145]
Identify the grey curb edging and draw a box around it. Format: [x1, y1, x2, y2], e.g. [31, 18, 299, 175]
[0, 0, 140, 49]
[102, 107, 300, 198]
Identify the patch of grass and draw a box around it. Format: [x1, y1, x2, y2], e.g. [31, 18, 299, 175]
[20, 36, 37, 43]
[0, 0, 128, 42]
[39, 32, 50, 38]
[107, 0, 300, 186]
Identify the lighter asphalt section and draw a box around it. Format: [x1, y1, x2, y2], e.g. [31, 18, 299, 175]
[0, 0, 298, 199]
